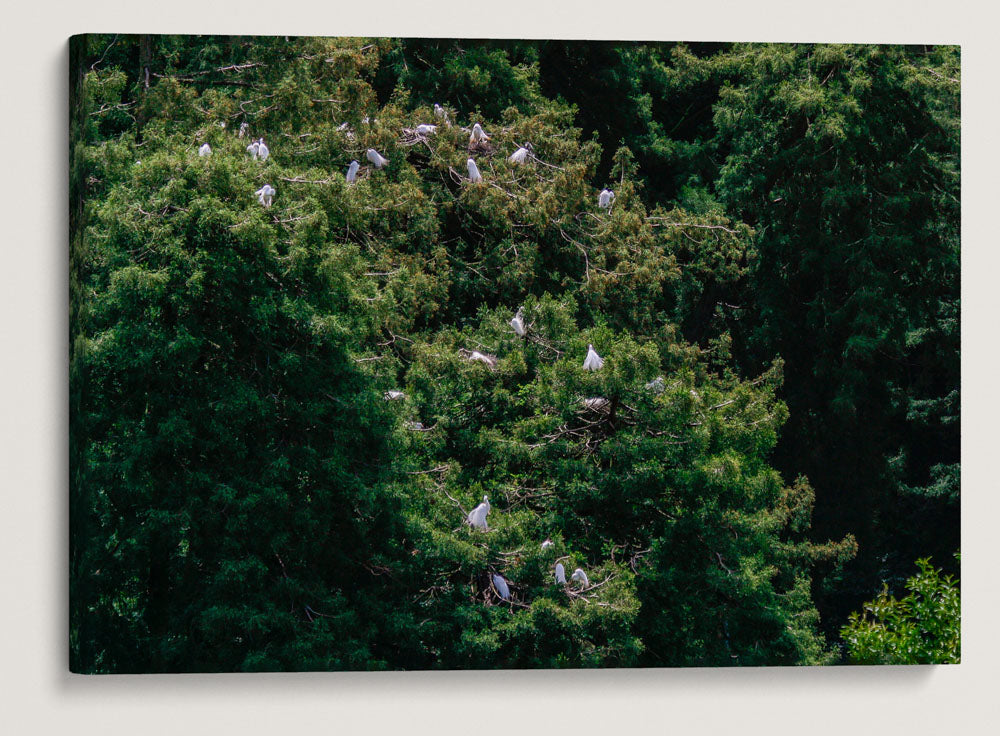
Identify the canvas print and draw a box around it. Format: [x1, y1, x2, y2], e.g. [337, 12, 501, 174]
[69, 35, 960, 672]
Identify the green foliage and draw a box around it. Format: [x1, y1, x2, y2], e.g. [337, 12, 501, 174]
[841, 555, 960, 664]
[69, 34, 956, 672]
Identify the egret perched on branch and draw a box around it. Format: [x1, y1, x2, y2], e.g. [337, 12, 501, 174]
[469, 123, 489, 146]
[645, 376, 665, 393]
[246, 140, 260, 158]
[459, 348, 497, 369]
[198, 143, 212, 157]
[510, 309, 526, 338]
[541, 539, 554, 550]
[256, 138, 270, 161]
[346, 160, 360, 184]
[434, 104, 447, 120]
[367, 148, 389, 169]
[492, 573, 510, 601]
[384, 390, 405, 401]
[598, 189, 615, 210]
[583, 344, 604, 371]
[415, 124, 437, 136]
[467, 158, 483, 183]
[508, 143, 532, 165]
[554, 563, 567, 584]
[238, 121, 249, 138]
[467, 495, 490, 530]
[255, 184, 275, 208]
[571, 568, 589, 587]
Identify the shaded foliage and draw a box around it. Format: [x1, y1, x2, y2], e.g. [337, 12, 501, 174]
[70, 35, 957, 672]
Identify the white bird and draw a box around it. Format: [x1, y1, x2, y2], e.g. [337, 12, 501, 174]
[257, 138, 269, 161]
[541, 539, 554, 550]
[598, 188, 615, 209]
[467, 495, 490, 530]
[645, 376, 665, 393]
[469, 123, 489, 145]
[583, 397, 610, 412]
[492, 573, 510, 600]
[246, 140, 260, 158]
[571, 568, 589, 587]
[434, 103, 447, 120]
[384, 390, 406, 401]
[346, 160, 360, 183]
[583, 344, 604, 371]
[407, 421, 426, 431]
[508, 143, 532, 165]
[238, 121, 249, 138]
[367, 148, 389, 169]
[460, 348, 496, 369]
[255, 184, 275, 208]
[510, 310, 526, 337]
[415, 124, 438, 136]
[467, 158, 482, 183]
[554, 563, 567, 584]
[198, 143, 212, 157]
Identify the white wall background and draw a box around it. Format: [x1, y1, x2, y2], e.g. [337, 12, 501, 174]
[1, 2, 995, 733]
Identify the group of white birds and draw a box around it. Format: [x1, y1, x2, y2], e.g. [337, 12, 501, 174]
[459, 333, 611, 602]
[383, 306, 669, 605]
[195, 107, 626, 606]
[197, 104, 617, 214]
[468, 495, 591, 602]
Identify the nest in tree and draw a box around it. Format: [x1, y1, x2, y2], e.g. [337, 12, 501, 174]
[468, 139, 493, 155]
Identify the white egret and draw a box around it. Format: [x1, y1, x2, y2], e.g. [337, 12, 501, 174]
[510, 309, 526, 337]
[469, 123, 489, 145]
[645, 376, 665, 393]
[198, 143, 212, 157]
[238, 121, 249, 138]
[384, 390, 405, 401]
[460, 348, 497, 369]
[583, 397, 610, 413]
[346, 160, 360, 183]
[571, 568, 589, 587]
[415, 124, 438, 136]
[598, 188, 615, 209]
[257, 138, 269, 161]
[467, 158, 482, 183]
[255, 184, 275, 208]
[583, 344, 604, 371]
[541, 539, 554, 550]
[492, 573, 510, 600]
[554, 563, 567, 584]
[434, 103, 447, 120]
[246, 140, 260, 158]
[367, 148, 389, 169]
[467, 495, 490, 530]
[508, 143, 532, 164]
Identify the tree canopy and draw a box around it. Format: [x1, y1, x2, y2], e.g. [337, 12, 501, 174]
[70, 35, 959, 672]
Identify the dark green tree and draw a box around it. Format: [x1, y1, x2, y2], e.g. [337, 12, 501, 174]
[71, 35, 956, 672]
